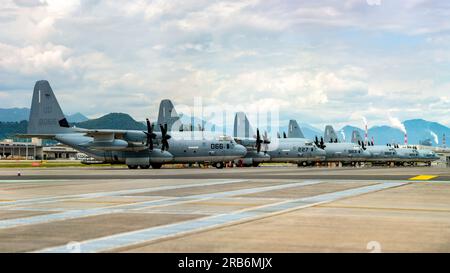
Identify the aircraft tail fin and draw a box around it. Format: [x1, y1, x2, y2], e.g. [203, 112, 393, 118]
[351, 130, 363, 144]
[27, 80, 71, 135]
[157, 99, 181, 132]
[324, 125, 339, 143]
[233, 112, 255, 138]
[288, 119, 304, 138]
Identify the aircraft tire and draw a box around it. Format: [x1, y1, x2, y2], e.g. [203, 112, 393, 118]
[151, 163, 162, 169]
[127, 165, 138, 170]
[215, 162, 224, 169]
[252, 162, 260, 167]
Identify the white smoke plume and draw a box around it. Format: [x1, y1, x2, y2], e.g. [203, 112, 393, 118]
[362, 116, 368, 126]
[388, 116, 407, 134]
[340, 130, 346, 141]
[430, 131, 439, 144]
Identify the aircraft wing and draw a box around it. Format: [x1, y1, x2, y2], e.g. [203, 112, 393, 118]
[15, 134, 56, 139]
[234, 137, 257, 149]
[75, 129, 163, 140]
[77, 129, 128, 139]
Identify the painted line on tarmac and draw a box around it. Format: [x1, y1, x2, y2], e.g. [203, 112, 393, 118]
[0, 180, 321, 229]
[409, 175, 438, 181]
[0, 179, 249, 207]
[37, 182, 405, 253]
[0, 180, 70, 183]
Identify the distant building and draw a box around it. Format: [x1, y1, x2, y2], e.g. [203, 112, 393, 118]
[0, 138, 79, 160]
[0, 139, 42, 160]
[419, 138, 433, 146]
[42, 145, 78, 160]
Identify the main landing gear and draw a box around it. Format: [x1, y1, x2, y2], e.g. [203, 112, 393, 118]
[127, 163, 162, 169]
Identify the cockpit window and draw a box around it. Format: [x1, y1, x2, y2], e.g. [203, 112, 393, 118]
[218, 135, 233, 142]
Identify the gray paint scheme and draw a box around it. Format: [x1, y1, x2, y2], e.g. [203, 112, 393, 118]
[156, 99, 181, 132]
[288, 119, 305, 138]
[322, 142, 370, 163]
[23, 81, 246, 168]
[324, 125, 339, 143]
[233, 113, 326, 165]
[266, 138, 326, 164]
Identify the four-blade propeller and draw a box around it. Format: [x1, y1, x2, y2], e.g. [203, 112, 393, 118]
[159, 123, 171, 151]
[255, 129, 263, 153]
[144, 119, 157, 150]
[314, 136, 326, 149]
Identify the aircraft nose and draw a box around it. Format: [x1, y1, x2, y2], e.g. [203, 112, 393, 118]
[150, 150, 174, 163]
[236, 144, 247, 157]
[317, 148, 326, 157]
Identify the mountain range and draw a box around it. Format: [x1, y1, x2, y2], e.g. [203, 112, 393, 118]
[0, 108, 448, 146]
[0, 108, 88, 123]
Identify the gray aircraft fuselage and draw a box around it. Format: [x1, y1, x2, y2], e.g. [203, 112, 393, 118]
[23, 80, 247, 169]
[266, 138, 326, 163]
[364, 145, 399, 164]
[52, 132, 173, 165]
[417, 149, 440, 163]
[48, 130, 247, 167]
[394, 147, 420, 162]
[322, 142, 370, 163]
[162, 132, 247, 163]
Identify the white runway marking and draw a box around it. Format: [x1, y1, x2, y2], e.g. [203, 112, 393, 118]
[0, 180, 70, 183]
[0, 179, 249, 207]
[37, 182, 405, 253]
[0, 180, 321, 229]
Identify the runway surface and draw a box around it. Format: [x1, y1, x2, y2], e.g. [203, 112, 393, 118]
[0, 166, 449, 252]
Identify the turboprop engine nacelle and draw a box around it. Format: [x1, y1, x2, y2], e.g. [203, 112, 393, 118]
[81, 139, 129, 151]
[234, 137, 257, 147]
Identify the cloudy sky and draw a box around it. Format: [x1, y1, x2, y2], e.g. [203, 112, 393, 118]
[1, 0, 450, 129]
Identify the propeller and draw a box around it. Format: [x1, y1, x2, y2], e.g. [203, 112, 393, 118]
[320, 137, 326, 149]
[314, 136, 320, 147]
[255, 129, 263, 153]
[262, 131, 270, 154]
[159, 123, 171, 151]
[144, 119, 157, 150]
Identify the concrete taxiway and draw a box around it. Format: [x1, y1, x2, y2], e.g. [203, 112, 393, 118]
[0, 166, 449, 253]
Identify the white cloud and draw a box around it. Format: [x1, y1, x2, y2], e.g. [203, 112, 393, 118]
[0, 0, 450, 127]
[0, 43, 72, 74]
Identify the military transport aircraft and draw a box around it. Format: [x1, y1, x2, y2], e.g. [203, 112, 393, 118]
[287, 120, 305, 138]
[232, 112, 271, 167]
[350, 130, 399, 166]
[20, 80, 246, 169]
[319, 125, 370, 166]
[391, 144, 439, 166]
[261, 119, 326, 167]
[234, 115, 326, 167]
[153, 99, 249, 168]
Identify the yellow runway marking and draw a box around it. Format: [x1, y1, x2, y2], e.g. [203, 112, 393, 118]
[409, 175, 438, 181]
